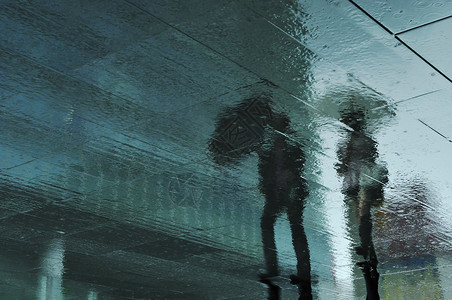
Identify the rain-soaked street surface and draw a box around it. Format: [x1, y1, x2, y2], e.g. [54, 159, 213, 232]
[1, 0, 452, 299]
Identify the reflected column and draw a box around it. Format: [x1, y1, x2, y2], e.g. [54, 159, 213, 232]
[87, 290, 98, 300]
[37, 237, 65, 300]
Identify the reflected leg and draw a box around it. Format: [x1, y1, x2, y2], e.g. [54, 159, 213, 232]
[287, 197, 312, 299]
[356, 194, 378, 264]
[357, 261, 380, 300]
[356, 194, 380, 300]
[259, 278, 281, 300]
[357, 212, 375, 261]
[261, 198, 279, 277]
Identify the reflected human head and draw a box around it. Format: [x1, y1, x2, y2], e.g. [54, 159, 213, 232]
[269, 112, 290, 133]
[340, 108, 366, 131]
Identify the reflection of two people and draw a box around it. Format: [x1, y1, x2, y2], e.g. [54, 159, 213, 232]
[209, 97, 312, 299]
[210, 98, 389, 299]
[336, 107, 388, 300]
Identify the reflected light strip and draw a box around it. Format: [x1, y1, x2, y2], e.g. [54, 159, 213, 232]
[382, 264, 452, 277]
[371, 89, 443, 111]
[318, 128, 355, 297]
[417, 119, 452, 143]
[396, 15, 452, 35]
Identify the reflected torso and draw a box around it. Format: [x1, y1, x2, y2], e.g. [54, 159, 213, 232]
[258, 134, 308, 207]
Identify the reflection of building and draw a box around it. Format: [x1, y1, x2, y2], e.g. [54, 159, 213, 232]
[374, 179, 435, 260]
[379, 255, 442, 300]
[374, 178, 443, 299]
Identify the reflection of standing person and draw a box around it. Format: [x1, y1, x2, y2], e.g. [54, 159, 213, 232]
[258, 113, 312, 299]
[336, 108, 387, 300]
[208, 98, 312, 299]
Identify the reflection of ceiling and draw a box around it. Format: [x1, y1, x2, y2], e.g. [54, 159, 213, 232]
[353, 0, 452, 33]
[1, 0, 451, 299]
[352, 0, 452, 82]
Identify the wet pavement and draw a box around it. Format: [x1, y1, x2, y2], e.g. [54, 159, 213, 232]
[1, 0, 452, 299]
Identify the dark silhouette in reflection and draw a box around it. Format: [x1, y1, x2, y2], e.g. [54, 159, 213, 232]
[208, 96, 274, 166]
[209, 97, 312, 299]
[259, 278, 281, 300]
[336, 107, 388, 300]
[258, 113, 312, 299]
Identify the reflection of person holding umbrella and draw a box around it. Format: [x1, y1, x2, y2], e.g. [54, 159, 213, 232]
[209, 96, 312, 299]
[336, 105, 388, 300]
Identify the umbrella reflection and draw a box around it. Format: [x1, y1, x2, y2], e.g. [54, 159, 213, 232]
[336, 105, 388, 300]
